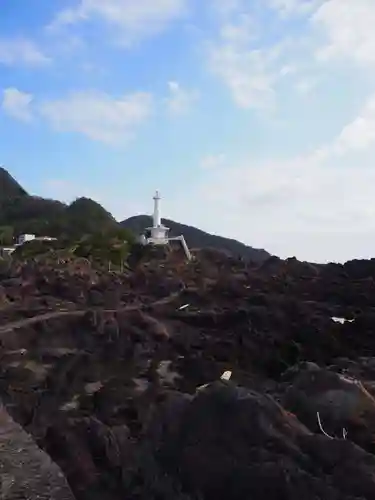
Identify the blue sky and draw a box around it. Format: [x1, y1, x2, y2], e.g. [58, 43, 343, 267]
[1, 0, 375, 263]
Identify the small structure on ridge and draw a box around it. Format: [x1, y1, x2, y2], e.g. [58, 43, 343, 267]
[138, 190, 191, 260]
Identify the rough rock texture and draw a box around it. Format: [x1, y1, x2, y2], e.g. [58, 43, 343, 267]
[0, 404, 74, 499]
[1, 252, 375, 498]
[129, 381, 375, 500]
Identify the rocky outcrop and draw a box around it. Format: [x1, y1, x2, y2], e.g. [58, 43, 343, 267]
[0, 404, 74, 499]
[283, 362, 375, 453]
[1, 255, 375, 498]
[128, 381, 375, 500]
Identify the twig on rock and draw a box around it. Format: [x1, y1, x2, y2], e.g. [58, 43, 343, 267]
[317, 412, 334, 439]
[316, 411, 347, 440]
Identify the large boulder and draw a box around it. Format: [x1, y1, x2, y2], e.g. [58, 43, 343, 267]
[283, 362, 375, 453]
[127, 381, 375, 500]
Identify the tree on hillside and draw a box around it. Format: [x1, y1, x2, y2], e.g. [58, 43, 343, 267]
[0, 226, 14, 245]
[0, 196, 67, 236]
[65, 197, 118, 237]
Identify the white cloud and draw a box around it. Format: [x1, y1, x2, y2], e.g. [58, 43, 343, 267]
[210, 0, 244, 17]
[206, 3, 301, 110]
[2, 88, 34, 121]
[312, 0, 375, 65]
[330, 94, 375, 154]
[305, 92, 375, 160]
[0, 38, 50, 66]
[165, 81, 198, 115]
[294, 77, 317, 94]
[167, 92, 375, 263]
[208, 42, 278, 110]
[195, 0, 375, 261]
[279, 64, 297, 77]
[48, 0, 188, 46]
[206, 0, 375, 112]
[269, 0, 323, 17]
[200, 154, 226, 169]
[39, 90, 153, 144]
[2, 87, 153, 144]
[217, 12, 257, 45]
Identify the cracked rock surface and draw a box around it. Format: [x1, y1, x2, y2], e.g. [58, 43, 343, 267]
[1, 252, 375, 498]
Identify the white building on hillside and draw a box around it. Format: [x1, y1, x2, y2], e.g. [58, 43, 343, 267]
[16, 234, 57, 246]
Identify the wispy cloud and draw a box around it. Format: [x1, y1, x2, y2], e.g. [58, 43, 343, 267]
[4, 80, 202, 143]
[294, 77, 318, 94]
[324, 93, 375, 155]
[168, 88, 375, 262]
[208, 43, 278, 110]
[312, 0, 375, 66]
[0, 37, 50, 67]
[47, 0, 188, 47]
[2, 88, 34, 121]
[206, 4, 297, 110]
[269, 0, 323, 17]
[39, 90, 153, 145]
[200, 153, 226, 170]
[165, 81, 199, 115]
[3, 87, 153, 145]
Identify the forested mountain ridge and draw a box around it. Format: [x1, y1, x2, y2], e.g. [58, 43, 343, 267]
[0, 167, 270, 262]
[0, 168, 118, 243]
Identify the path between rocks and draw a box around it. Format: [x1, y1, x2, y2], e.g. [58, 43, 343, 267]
[0, 288, 184, 335]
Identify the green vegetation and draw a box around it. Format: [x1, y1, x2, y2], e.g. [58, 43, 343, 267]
[71, 227, 135, 266]
[0, 167, 121, 238]
[0, 165, 271, 264]
[0, 195, 119, 238]
[0, 226, 14, 246]
[13, 227, 135, 269]
[0, 167, 137, 267]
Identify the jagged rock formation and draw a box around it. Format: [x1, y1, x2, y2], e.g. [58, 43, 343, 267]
[130, 380, 375, 500]
[1, 253, 375, 498]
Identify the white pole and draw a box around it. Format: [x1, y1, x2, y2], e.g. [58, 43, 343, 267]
[153, 190, 161, 227]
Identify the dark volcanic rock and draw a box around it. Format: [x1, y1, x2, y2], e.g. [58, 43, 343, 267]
[2, 255, 375, 498]
[128, 381, 375, 500]
[0, 404, 74, 500]
[283, 362, 375, 453]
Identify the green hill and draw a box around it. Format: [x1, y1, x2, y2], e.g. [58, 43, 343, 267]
[0, 169, 119, 244]
[0, 167, 271, 262]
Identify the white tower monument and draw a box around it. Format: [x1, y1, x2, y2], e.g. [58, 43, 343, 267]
[146, 190, 170, 245]
[140, 190, 191, 260]
[153, 190, 161, 227]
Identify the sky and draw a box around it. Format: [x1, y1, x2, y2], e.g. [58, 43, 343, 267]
[1, 0, 375, 263]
